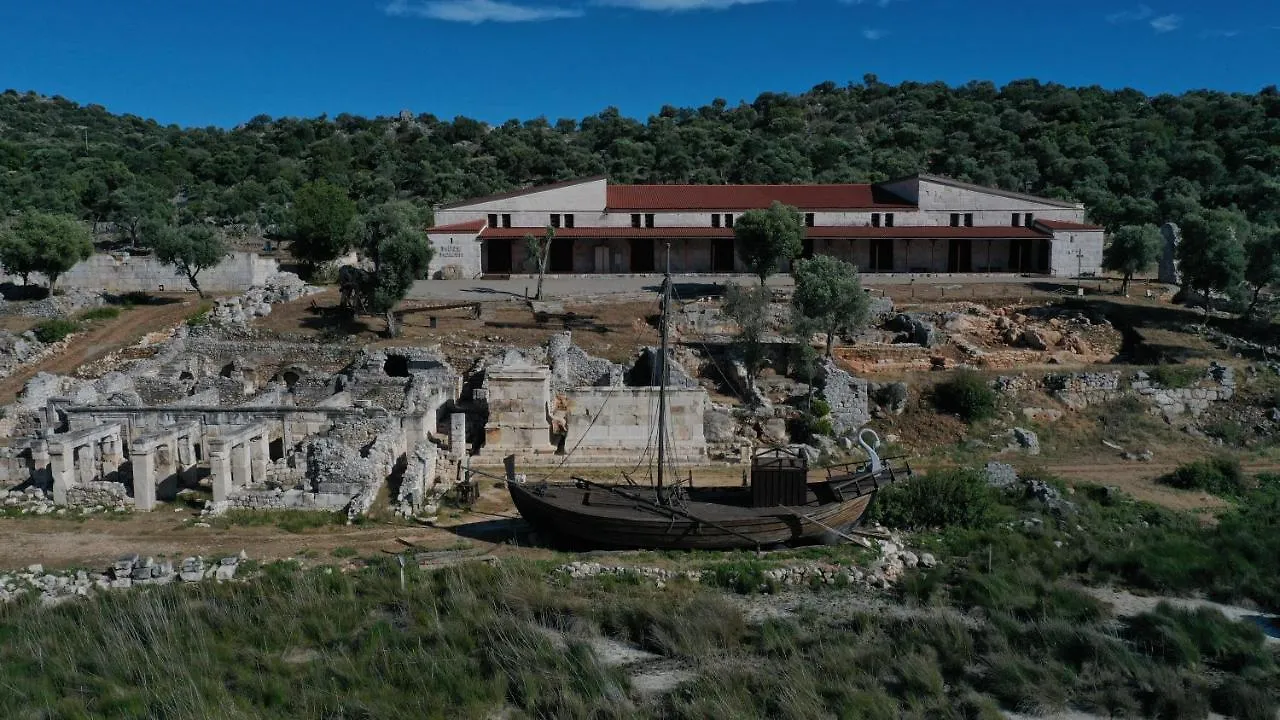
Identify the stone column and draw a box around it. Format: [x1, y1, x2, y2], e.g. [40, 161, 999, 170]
[177, 434, 196, 483]
[48, 443, 75, 504]
[231, 441, 252, 488]
[282, 418, 294, 455]
[100, 435, 121, 479]
[75, 444, 95, 484]
[132, 446, 156, 511]
[29, 441, 51, 490]
[250, 435, 268, 483]
[450, 413, 467, 459]
[208, 440, 233, 503]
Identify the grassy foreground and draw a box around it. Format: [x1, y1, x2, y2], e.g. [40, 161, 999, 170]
[1, 471, 1278, 718]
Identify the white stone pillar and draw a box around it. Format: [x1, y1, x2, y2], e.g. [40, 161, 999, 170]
[49, 444, 75, 504]
[75, 444, 95, 484]
[100, 435, 121, 479]
[232, 441, 251, 488]
[208, 440, 233, 503]
[450, 413, 467, 458]
[250, 435, 268, 483]
[132, 447, 156, 511]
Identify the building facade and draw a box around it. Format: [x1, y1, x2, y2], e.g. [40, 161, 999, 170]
[426, 175, 1105, 279]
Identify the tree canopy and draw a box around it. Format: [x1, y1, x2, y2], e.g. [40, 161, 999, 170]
[288, 181, 356, 269]
[0, 211, 93, 287]
[1177, 209, 1250, 314]
[1102, 224, 1163, 295]
[722, 282, 773, 381]
[3, 81, 1278, 236]
[790, 255, 871, 357]
[734, 201, 804, 284]
[354, 203, 434, 336]
[150, 224, 228, 297]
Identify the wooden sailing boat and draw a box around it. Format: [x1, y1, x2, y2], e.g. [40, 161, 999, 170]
[503, 246, 909, 550]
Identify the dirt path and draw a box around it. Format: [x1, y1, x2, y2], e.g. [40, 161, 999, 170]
[0, 297, 199, 405]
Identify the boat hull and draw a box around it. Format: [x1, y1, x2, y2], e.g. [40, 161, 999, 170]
[507, 482, 875, 550]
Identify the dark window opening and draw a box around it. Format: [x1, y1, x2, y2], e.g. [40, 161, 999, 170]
[645, 213, 655, 228]
[1011, 213, 1021, 227]
[564, 214, 574, 228]
[631, 213, 641, 228]
[384, 355, 410, 377]
[178, 371, 194, 381]
[964, 213, 974, 227]
[712, 214, 721, 228]
[550, 213, 561, 228]
[804, 213, 814, 227]
[950, 213, 961, 227]
[724, 214, 733, 228]
[871, 213, 881, 228]
[219, 363, 235, 378]
[501, 214, 512, 228]
[281, 370, 301, 389]
[885, 213, 895, 228]
[1024, 213, 1035, 227]
[487, 213, 498, 227]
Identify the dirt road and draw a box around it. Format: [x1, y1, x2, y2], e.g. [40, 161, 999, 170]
[0, 297, 199, 405]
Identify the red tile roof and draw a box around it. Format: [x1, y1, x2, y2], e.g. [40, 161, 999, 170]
[1035, 219, 1104, 231]
[426, 219, 487, 233]
[605, 184, 915, 211]
[477, 225, 1049, 240]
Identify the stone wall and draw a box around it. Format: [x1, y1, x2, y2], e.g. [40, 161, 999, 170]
[561, 387, 707, 464]
[0, 252, 278, 294]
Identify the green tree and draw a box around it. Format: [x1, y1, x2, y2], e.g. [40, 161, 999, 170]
[1241, 230, 1280, 319]
[790, 255, 870, 358]
[1103, 224, 1163, 296]
[355, 208, 434, 336]
[109, 183, 170, 247]
[1177, 210, 1249, 318]
[523, 226, 556, 301]
[721, 283, 773, 381]
[0, 228, 38, 284]
[150, 224, 228, 298]
[355, 201, 431, 263]
[288, 181, 356, 270]
[0, 212, 93, 288]
[734, 201, 804, 285]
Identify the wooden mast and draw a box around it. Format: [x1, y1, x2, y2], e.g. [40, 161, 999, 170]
[656, 242, 671, 505]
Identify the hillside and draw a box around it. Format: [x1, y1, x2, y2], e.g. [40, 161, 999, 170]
[2, 79, 1279, 235]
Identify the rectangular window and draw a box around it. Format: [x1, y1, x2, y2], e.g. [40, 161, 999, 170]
[804, 213, 814, 227]
[1024, 213, 1035, 227]
[564, 214, 574, 229]
[964, 213, 974, 227]
[550, 213, 561, 228]
[950, 213, 960, 227]
[631, 213, 641, 228]
[885, 213, 895, 228]
[712, 214, 721, 228]
[1011, 213, 1021, 227]
[645, 213, 655, 228]
[487, 213, 498, 227]
[871, 213, 881, 228]
[501, 214, 512, 228]
[724, 214, 733, 228]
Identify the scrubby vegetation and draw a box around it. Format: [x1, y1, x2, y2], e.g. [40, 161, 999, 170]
[78, 305, 121, 322]
[930, 370, 998, 422]
[1148, 363, 1204, 389]
[31, 318, 78, 343]
[1162, 455, 1249, 495]
[870, 468, 997, 530]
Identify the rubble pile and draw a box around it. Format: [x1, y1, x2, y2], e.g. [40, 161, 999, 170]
[210, 272, 321, 326]
[0, 553, 246, 605]
[554, 534, 934, 591]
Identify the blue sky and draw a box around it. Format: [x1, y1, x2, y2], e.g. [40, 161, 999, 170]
[1, 0, 1277, 128]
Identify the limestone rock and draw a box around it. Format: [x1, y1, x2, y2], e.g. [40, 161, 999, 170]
[1011, 427, 1040, 455]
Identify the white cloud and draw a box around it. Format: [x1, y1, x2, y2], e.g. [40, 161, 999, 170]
[1150, 14, 1182, 32]
[385, 0, 582, 23]
[840, 0, 900, 6]
[595, 0, 770, 10]
[862, 28, 887, 40]
[1200, 28, 1240, 38]
[1106, 4, 1153, 23]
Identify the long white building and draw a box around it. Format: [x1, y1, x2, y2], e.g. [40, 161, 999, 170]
[425, 174, 1104, 278]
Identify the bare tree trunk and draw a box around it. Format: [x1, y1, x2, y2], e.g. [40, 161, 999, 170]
[825, 330, 835, 358]
[1244, 285, 1263, 320]
[188, 269, 205, 299]
[385, 309, 400, 338]
[535, 247, 549, 300]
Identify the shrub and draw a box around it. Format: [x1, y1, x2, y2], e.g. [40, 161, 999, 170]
[809, 397, 831, 418]
[78, 306, 121, 322]
[32, 318, 78, 343]
[931, 370, 998, 422]
[185, 302, 213, 327]
[1162, 456, 1248, 496]
[870, 468, 996, 530]
[788, 413, 834, 443]
[1148, 364, 1203, 389]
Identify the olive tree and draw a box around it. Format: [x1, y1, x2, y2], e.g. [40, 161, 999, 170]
[1103, 224, 1163, 296]
[1177, 210, 1248, 318]
[734, 201, 804, 285]
[288, 181, 356, 271]
[721, 282, 773, 380]
[1242, 230, 1280, 319]
[355, 202, 434, 336]
[0, 212, 94, 288]
[150, 224, 228, 297]
[523, 226, 556, 300]
[791, 255, 870, 358]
